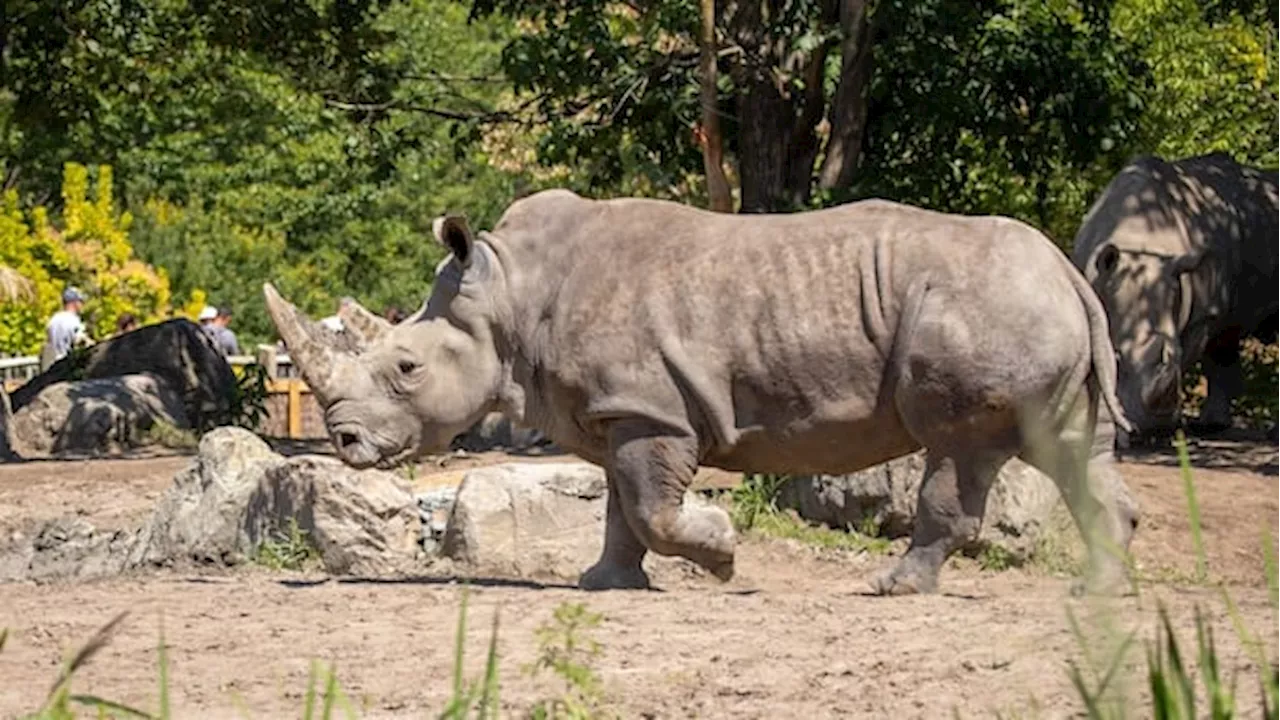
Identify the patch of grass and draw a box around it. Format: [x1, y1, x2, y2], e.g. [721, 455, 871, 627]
[728, 472, 791, 530]
[747, 509, 894, 555]
[253, 517, 320, 571]
[1027, 507, 1085, 577]
[525, 602, 612, 720]
[977, 544, 1019, 572]
[728, 472, 893, 555]
[140, 420, 198, 451]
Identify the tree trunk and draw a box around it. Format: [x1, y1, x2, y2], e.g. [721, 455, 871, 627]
[816, 0, 873, 190]
[726, 0, 841, 212]
[699, 0, 734, 212]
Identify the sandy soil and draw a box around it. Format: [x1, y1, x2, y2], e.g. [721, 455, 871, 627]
[0, 437, 1275, 719]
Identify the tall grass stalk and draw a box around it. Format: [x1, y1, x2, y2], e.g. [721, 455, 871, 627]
[1173, 431, 1207, 583]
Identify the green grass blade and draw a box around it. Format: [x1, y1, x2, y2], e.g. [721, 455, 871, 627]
[42, 610, 131, 711]
[479, 607, 502, 719]
[157, 617, 171, 720]
[453, 585, 470, 703]
[1174, 430, 1208, 582]
[1264, 527, 1278, 611]
[68, 694, 156, 718]
[321, 663, 338, 720]
[303, 660, 319, 720]
[0, 627, 8, 653]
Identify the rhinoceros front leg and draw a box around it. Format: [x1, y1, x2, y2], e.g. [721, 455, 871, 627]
[872, 451, 1008, 595]
[597, 420, 736, 584]
[579, 474, 652, 591]
[1198, 334, 1243, 432]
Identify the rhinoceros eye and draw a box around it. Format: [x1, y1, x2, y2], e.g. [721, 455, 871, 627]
[398, 360, 418, 375]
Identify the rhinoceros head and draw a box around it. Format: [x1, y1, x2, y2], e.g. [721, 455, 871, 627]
[1080, 235, 1204, 434]
[264, 216, 506, 469]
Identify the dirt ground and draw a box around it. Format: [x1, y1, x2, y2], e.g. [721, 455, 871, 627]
[0, 436, 1276, 719]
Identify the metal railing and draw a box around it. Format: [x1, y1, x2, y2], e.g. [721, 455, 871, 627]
[0, 348, 300, 387]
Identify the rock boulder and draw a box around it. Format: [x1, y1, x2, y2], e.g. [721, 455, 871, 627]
[776, 453, 1062, 562]
[10, 373, 189, 458]
[442, 463, 609, 578]
[130, 427, 419, 574]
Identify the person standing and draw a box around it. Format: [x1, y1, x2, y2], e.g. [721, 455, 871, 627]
[42, 286, 92, 370]
[114, 313, 139, 336]
[210, 306, 240, 356]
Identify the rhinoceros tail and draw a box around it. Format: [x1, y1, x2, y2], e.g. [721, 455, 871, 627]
[1060, 255, 1133, 434]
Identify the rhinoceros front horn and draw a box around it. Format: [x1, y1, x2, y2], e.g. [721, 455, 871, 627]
[263, 283, 338, 402]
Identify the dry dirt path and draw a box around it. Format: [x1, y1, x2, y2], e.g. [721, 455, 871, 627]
[0, 438, 1275, 718]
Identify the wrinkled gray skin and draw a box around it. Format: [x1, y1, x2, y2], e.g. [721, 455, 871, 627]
[265, 190, 1140, 595]
[1072, 152, 1278, 441]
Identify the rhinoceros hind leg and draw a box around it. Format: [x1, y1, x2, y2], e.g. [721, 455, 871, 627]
[606, 421, 736, 582]
[579, 473, 652, 591]
[872, 451, 1008, 596]
[1023, 386, 1137, 597]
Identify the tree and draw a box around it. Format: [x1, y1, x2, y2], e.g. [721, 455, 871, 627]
[0, 163, 174, 355]
[469, 0, 1152, 219]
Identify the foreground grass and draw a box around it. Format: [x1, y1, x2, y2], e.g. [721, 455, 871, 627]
[5, 586, 607, 719]
[1060, 431, 1278, 720]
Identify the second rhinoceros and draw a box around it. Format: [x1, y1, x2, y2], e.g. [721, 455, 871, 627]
[264, 190, 1139, 595]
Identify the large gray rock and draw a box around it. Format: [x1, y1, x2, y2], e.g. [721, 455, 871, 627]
[12, 319, 237, 430]
[246, 456, 420, 574]
[776, 453, 1062, 561]
[130, 427, 419, 574]
[129, 428, 281, 567]
[10, 373, 189, 458]
[440, 462, 710, 579]
[442, 463, 608, 578]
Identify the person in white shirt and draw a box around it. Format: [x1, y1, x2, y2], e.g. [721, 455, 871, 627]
[43, 286, 92, 369]
[318, 297, 354, 333]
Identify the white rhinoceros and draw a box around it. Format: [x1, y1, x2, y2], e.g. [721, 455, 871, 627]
[264, 189, 1139, 595]
[1072, 152, 1278, 440]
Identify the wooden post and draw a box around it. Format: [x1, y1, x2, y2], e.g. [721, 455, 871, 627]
[257, 343, 278, 380]
[287, 379, 303, 439]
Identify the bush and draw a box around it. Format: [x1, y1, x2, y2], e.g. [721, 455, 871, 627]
[0, 163, 182, 355]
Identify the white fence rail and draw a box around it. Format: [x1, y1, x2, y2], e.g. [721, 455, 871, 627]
[0, 350, 299, 386]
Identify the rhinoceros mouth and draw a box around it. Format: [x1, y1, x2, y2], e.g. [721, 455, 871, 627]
[374, 445, 416, 471]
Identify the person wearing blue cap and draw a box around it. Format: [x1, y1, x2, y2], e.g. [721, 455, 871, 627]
[44, 286, 92, 366]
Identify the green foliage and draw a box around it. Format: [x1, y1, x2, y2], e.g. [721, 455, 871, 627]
[728, 473, 893, 554]
[0, 164, 174, 355]
[226, 362, 271, 432]
[525, 602, 610, 720]
[253, 518, 321, 572]
[856, 0, 1149, 241]
[729, 473, 792, 530]
[977, 545, 1020, 572]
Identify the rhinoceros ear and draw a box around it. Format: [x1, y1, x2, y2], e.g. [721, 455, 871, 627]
[433, 215, 474, 268]
[1094, 245, 1120, 275]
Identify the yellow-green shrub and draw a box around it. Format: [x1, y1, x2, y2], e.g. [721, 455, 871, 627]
[0, 163, 184, 355]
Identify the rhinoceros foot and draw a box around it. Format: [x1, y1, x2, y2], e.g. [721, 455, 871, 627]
[869, 560, 940, 596]
[578, 561, 652, 591]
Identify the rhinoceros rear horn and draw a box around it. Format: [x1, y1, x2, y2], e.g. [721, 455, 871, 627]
[337, 298, 391, 346]
[263, 283, 338, 400]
